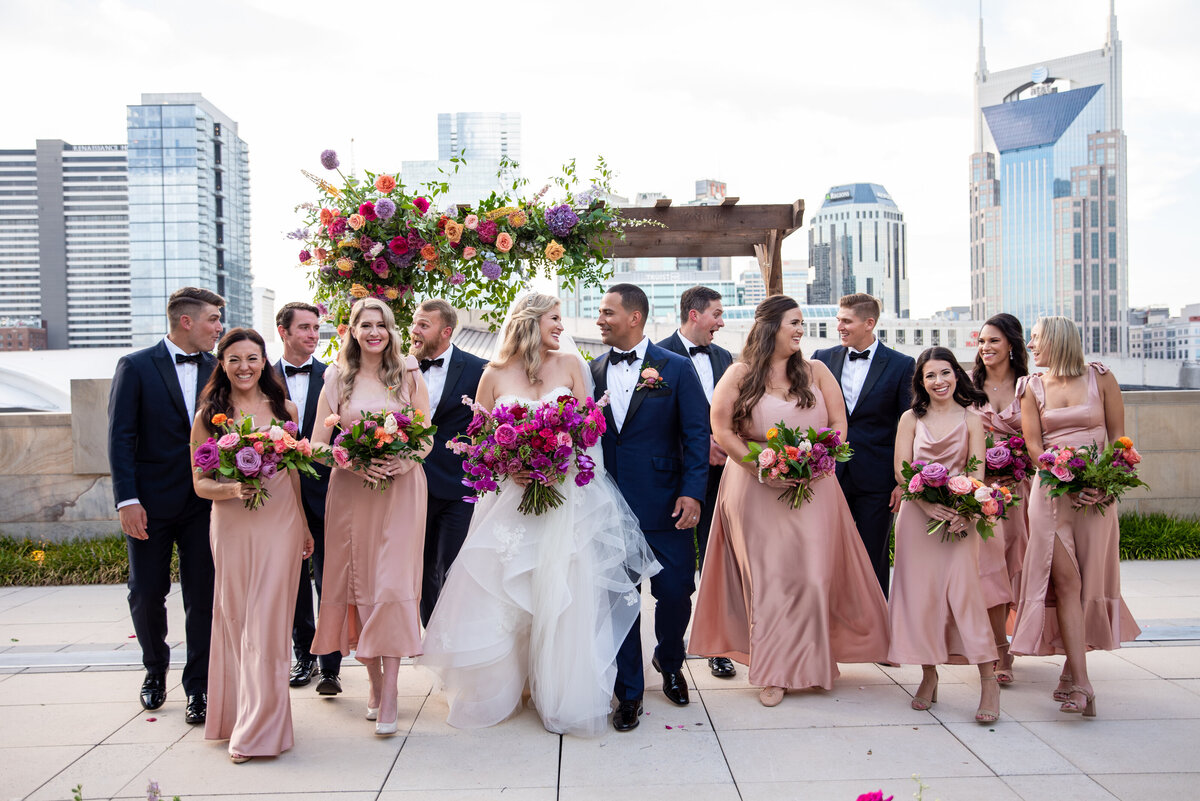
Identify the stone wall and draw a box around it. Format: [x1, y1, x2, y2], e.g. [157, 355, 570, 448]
[0, 379, 1196, 542]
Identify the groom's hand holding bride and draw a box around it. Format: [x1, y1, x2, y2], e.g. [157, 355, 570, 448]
[672, 496, 702, 530]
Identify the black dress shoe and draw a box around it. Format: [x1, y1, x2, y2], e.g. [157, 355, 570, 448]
[185, 693, 207, 725]
[651, 656, 690, 706]
[709, 656, 737, 678]
[140, 672, 166, 711]
[315, 670, 342, 696]
[612, 699, 642, 731]
[289, 658, 317, 687]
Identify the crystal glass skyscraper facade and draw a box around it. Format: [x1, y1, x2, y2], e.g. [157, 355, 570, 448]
[127, 93, 251, 346]
[401, 112, 521, 207]
[970, 4, 1127, 354]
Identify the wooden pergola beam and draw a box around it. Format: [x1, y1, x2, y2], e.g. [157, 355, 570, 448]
[610, 200, 805, 297]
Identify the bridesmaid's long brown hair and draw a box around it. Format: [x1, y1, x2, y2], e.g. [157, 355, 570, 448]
[731, 295, 815, 437]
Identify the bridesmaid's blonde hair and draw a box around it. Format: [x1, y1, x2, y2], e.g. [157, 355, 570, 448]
[1034, 316, 1086, 378]
[491, 293, 560, 385]
[336, 298, 410, 409]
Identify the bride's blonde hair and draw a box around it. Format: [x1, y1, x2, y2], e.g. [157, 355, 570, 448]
[491, 293, 560, 385]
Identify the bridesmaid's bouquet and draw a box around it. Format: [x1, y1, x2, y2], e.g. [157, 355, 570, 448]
[449, 393, 608, 515]
[900, 456, 1012, 541]
[326, 407, 437, 490]
[742, 423, 853, 509]
[192, 414, 322, 509]
[1036, 437, 1147, 513]
[984, 431, 1034, 485]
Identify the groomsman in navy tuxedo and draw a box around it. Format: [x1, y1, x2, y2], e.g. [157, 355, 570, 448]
[108, 287, 224, 724]
[656, 286, 737, 680]
[409, 298, 486, 626]
[273, 301, 343, 696]
[811, 293, 915, 597]
[592, 283, 710, 732]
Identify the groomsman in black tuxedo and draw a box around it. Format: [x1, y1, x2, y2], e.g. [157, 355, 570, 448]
[409, 298, 486, 626]
[657, 286, 737, 679]
[273, 301, 343, 696]
[811, 293, 915, 597]
[108, 287, 224, 724]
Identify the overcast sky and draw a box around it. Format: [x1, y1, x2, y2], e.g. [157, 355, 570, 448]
[3, 0, 1195, 318]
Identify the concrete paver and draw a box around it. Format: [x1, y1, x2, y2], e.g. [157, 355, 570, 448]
[1, 561, 1197, 801]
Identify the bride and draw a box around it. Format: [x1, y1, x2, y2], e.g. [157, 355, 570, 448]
[419, 292, 659, 736]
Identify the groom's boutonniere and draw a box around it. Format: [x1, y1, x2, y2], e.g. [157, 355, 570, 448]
[635, 360, 670, 392]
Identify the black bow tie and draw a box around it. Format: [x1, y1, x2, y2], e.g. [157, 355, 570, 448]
[609, 350, 638, 366]
[175, 352, 203, 365]
[848, 349, 870, 361]
[419, 357, 444, 373]
[285, 364, 312, 376]
[688, 344, 711, 356]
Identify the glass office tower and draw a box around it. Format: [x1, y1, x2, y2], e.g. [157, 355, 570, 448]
[127, 93, 251, 346]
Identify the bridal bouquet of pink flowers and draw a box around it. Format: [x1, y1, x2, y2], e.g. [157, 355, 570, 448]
[449, 393, 608, 515]
[984, 431, 1034, 485]
[192, 414, 322, 509]
[742, 422, 853, 509]
[1036, 436, 1146, 513]
[325, 406, 436, 490]
[900, 456, 1011, 541]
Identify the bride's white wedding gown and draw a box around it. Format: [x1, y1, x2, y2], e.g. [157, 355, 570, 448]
[419, 387, 660, 736]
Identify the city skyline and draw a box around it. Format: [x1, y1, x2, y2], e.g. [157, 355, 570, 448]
[1, 0, 1195, 320]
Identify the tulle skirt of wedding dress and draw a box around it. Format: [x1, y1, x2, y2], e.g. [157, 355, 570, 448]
[419, 468, 659, 736]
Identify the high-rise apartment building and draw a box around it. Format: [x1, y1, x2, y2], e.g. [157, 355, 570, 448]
[807, 183, 909, 317]
[127, 93, 252, 346]
[970, 4, 1127, 354]
[401, 112, 521, 206]
[0, 141, 130, 349]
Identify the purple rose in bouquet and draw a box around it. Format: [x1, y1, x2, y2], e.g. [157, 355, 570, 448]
[193, 439, 220, 472]
[920, 462, 949, 487]
[235, 446, 262, 477]
[986, 445, 1013, 470]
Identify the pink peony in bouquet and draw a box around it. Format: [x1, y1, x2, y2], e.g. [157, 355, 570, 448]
[193, 414, 322, 509]
[449, 392, 608, 515]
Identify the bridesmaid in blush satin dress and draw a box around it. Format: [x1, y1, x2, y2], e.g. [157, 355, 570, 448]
[969, 313, 1032, 687]
[1011, 316, 1140, 718]
[309, 298, 432, 736]
[691, 296, 890, 709]
[888, 347, 1000, 724]
[190, 328, 314, 763]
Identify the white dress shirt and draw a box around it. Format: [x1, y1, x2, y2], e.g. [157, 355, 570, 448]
[422, 343, 454, 415]
[162, 336, 201, 424]
[605, 336, 650, 432]
[281, 355, 314, 426]
[676, 330, 715, 403]
[840, 337, 880, 415]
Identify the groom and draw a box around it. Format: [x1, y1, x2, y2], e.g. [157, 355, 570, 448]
[592, 283, 709, 732]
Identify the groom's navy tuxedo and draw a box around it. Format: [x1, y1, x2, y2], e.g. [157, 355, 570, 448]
[274, 357, 341, 676]
[592, 340, 709, 702]
[108, 339, 217, 696]
[811, 340, 915, 596]
[657, 331, 734, 574]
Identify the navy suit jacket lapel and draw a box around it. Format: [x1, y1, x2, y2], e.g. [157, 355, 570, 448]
[591, 354, 617, 434]
[829, 346, 847, 384]
[436, 348, 466, 421]
[304, 359, 326, 438]
[152, 341, 191, 427]
[624, 343, 663, 429]
[711, 346, 732, 384]
[855, 344, 890, 415]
